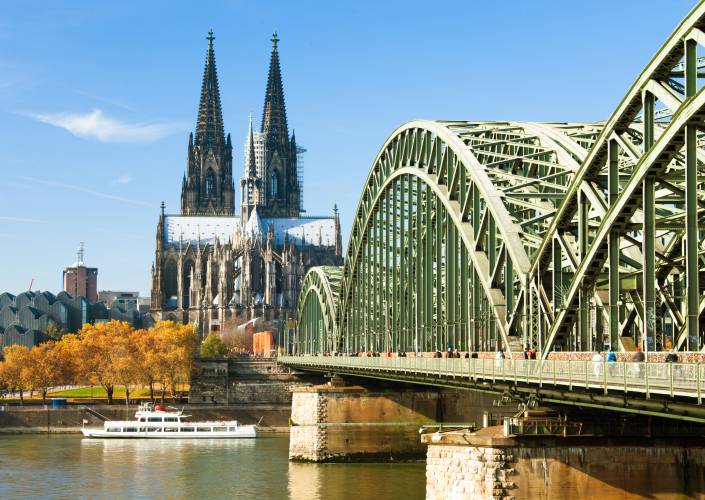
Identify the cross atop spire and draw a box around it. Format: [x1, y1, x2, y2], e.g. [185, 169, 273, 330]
[271, 31, 279, 49]
[195, 29, 224, 147]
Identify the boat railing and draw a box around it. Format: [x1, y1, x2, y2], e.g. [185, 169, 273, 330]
[82, 405, 111, 422]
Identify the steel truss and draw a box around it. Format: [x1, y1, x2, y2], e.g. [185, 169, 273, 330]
[296, 1, 705, 357]
[294, 266, 342, 354]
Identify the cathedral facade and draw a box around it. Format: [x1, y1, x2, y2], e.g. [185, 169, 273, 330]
[150, 31, 342, 335]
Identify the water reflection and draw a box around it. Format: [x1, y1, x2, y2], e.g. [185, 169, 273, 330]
[288, 461, 426, 500]
[0, 435, 425, 499]
[80, 438, 258, 498]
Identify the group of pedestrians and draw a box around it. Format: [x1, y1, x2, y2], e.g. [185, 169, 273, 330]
[590, 346, 681, 379]
[592, 349, 627, 377]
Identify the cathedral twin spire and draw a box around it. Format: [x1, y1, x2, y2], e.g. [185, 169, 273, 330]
[182, 30, 298, 219]
[261, 32, 289, 147]
[182, 30, 234, 216]
[195, 30, 225, 148]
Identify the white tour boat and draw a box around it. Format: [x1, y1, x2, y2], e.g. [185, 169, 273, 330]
[81, 403, 257, 439]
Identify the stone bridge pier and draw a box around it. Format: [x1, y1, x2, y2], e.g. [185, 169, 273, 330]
[288, 377, 515, 462]
[424, 429, 705, 500]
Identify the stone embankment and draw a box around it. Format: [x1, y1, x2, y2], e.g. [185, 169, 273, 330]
[424, 428, 705, 499]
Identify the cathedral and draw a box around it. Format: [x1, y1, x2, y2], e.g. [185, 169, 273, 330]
[150, 31, 343, 335]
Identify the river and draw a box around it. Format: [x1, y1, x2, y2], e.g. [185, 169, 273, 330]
[0, 435, 426, 499]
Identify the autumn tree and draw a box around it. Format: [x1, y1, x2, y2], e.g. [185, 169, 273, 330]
[77, 321, 135, 404]
[56, 333, 81, 384]
[1, 345, 31, 403]
[107, 330, 142, 408]
[152, 321, 199, 402]
[200, 333, 227, 358]
[24, 342, 72, 404]
[133, 328, 160, 402]
[0, 362, 9, 398]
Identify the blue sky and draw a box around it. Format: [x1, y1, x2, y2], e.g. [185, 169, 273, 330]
[0, 0, 697, 296]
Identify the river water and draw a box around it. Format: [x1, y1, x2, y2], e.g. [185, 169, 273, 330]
[0, 435, 426, 499]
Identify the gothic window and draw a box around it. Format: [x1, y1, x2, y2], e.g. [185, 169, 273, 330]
[206, 169, 216, 197]
[183, 262, 192, 309]
[272, 171, 279, 198]
[164, 260, 178, 308]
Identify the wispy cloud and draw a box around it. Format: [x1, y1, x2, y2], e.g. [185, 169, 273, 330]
[24, 108, 185, 143]
[74, 90, 138, 113]
[114, 174, 132, 185]
[16, 176, 154, 208]
[0, 216, 48, 224]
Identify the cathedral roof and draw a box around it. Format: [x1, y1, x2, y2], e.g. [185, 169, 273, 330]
[261, 216, 336, 247]
[163, 214, 335, 248]
[261, 32, 288, 144]
[195, 30, 225, 148]
[164, 215, 242, 246]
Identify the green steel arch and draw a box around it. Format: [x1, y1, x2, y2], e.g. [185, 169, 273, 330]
[530, 0, 705, 358]
[295, 266, 343, 354]
[336, 120, 604, 355]
[293, 1, 705, 358]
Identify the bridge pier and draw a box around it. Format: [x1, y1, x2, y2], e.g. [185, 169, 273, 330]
[424, 429, 705, 499]
[288, 379, 513, 462]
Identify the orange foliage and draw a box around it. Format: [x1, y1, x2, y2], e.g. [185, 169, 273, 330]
[0, 320, 200, 405]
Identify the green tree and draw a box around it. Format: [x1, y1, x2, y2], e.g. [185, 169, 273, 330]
[46, 321, 65, 341]
[200, 333, 228, 358]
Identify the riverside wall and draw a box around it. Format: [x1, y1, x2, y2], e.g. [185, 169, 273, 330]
[424, 429, 705, 499]
[189, 358, 323, 405]
[0, 404, 292, 434]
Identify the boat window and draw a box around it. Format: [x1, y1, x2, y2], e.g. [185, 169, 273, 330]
[212, 426, 226, 431]
[148, 417, 162, 422]
[164, 428, 177, 432]
[125, 427, 137, 432]
[139, 418, 145, 422]
[164, 417, 178, 422]
[107, 428, 120, 432]
[228, 427, 237, 432]
[181, 427, 194, 432]
[139, 428, 148, 432]
[197, 427, 211, 432]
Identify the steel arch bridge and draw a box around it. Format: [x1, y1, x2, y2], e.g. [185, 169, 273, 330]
[293, 1, 705, 361]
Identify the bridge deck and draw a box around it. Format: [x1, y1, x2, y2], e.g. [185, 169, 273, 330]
[279, 356, 704, 403]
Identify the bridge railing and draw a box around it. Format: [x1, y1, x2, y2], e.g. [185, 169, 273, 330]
[278, 356, 704, 402]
